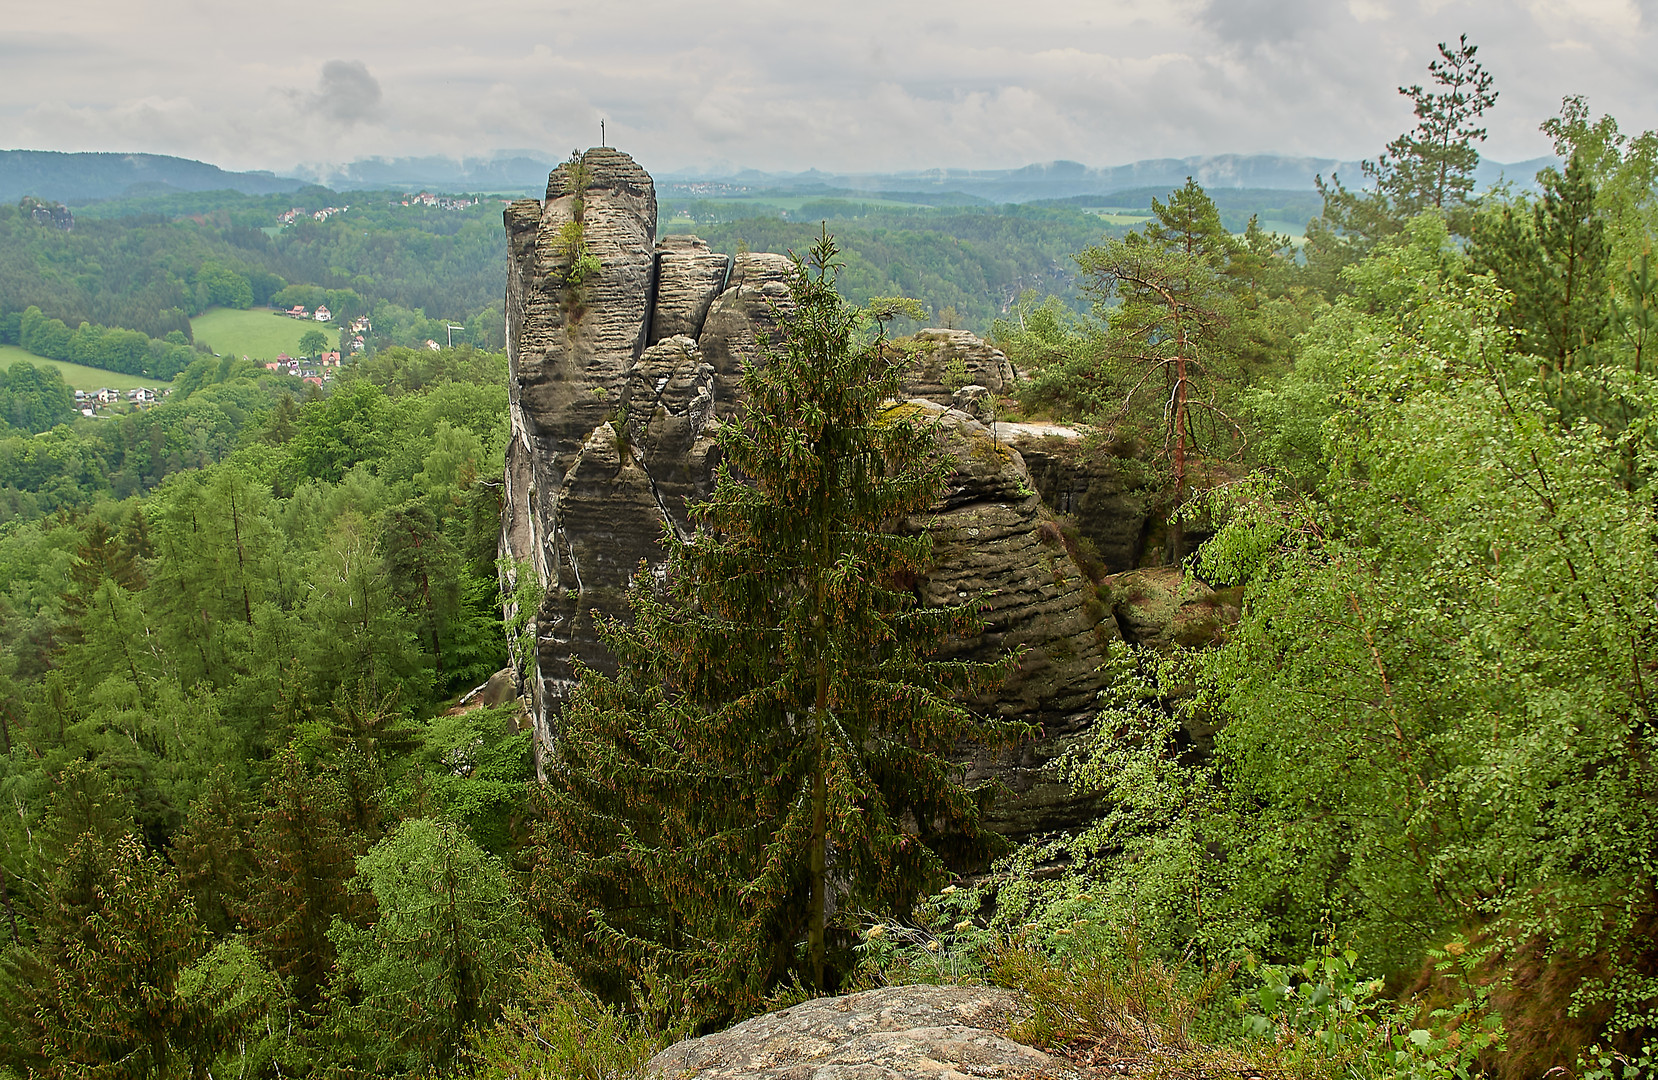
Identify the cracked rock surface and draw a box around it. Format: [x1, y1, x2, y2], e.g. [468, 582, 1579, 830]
[502, 148, 1139, 836]
[646, 984, 1083, 1080]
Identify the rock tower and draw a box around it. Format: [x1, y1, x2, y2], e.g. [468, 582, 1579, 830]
[502, 148, 1134, 835]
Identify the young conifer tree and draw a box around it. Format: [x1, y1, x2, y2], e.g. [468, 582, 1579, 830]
[536, 230, 1020, 1016]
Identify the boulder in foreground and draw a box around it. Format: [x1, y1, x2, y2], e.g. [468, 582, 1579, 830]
[646, 983, 1082, 1080]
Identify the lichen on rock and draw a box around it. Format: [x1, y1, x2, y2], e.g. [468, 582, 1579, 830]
[645, 984, 1083, 1080]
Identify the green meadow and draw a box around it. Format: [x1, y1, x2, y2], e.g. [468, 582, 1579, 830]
[0, 345, 172, 391]
[192, 306, 325, 360]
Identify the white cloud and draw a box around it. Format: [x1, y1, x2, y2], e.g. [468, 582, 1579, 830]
[0, 0, 1654, 175]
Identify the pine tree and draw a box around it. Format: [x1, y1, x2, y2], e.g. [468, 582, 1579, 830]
[26, 832, 208, 1079]
[1473, 150, 1611, 376]
[1368, 34, 1497, 217]
[1143, 178, 1236, 268]
[536, 230, 1020, 1016]
[327, 818, 532, 1073]
[1313, 35, 1498, 252]
[240, 748, 367, 1010]
[172, 769, 258, 937]
[1076, 188, 1243, 562]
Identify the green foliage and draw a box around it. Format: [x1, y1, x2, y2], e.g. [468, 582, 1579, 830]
[17, 831, 218, 1079]
[195, 261, 254, 310]
[471, 951, 664, 1080]
[0, 359, 74, 433]
[416, 706, 533, 858]
[1312, 36, 1499, 265]
[329, 818, 533, 1074]
[537, 230, 1022, 1019]
[1209, 213, 1658, 1030]
[7, 306, 197, 380]
[1471, 150, 1611, 375]
[692, 203, 1116, 333]
[1540, 95, 1658, 272]
[297, 327, 329, 357]
[1240, 941, 1505, 1080]
[1368, 35, 1498, 219]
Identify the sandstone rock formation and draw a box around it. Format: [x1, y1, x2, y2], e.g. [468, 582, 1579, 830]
[501, 148, 1117, 835]
[646, 984, 1083, 1080]
[903, 328, 1016, 405]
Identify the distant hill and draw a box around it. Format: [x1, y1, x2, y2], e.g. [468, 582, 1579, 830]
[656, 153, 1559, 204]
[3, 147, 1560, 211]
[0, 150, 306, 204]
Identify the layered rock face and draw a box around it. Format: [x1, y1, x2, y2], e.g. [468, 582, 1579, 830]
[502, 149, 1116, 836]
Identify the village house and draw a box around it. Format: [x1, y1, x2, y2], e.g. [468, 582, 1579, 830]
[314, 306, 332, 323]
[127, 387, 157, 404]
[286, 305, 309, 319]
[319, 352, 342, 367]
[349, 316, 372, 334]
[95, 387, 119, 404]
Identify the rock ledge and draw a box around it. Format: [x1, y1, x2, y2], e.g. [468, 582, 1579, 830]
[647, 983, 1082, 1080]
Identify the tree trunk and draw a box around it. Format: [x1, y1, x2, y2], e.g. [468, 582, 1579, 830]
[1168, 324, 1189, 565]
[810, 516, 830, 991]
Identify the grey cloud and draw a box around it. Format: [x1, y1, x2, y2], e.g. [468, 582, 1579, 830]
[1199, 0, 1329, 49]
[309, 60, 382, 124]
[2, 1, 1656, 176]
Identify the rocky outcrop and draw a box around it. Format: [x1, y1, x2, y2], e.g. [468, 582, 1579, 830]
[501, 148, 661, 754]
[646, 984, 1082, 1080]
[1007, 431, 1154, 575]
[903, 328, 1016, 405]
[501, 149, 1119, 835]
[900, 403, 1115, 835]
[649, 235, 730, 344]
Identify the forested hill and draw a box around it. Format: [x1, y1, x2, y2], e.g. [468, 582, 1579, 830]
[0, 150, 305, 203]
[0, 191, 510, 351]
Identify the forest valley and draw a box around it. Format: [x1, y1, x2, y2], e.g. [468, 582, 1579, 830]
[0, 37, 1655, 1080]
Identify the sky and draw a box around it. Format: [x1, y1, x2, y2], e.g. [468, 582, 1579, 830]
[2, 0, 1655, 178]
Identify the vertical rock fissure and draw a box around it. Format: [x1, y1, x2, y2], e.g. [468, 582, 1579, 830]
[502, 148, 1118, 832]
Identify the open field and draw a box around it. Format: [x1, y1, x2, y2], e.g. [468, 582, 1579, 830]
[0, 345, 172, 391]
[192, 306, 326, 360]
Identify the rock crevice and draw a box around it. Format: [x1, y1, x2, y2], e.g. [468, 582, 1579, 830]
[502, 148, 1118, 836]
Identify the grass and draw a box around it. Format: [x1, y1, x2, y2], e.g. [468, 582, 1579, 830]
[0, 345, 172, 391]
[192, 306, 329, 361]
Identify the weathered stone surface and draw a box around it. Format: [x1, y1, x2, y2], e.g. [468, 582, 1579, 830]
[951, 383, 994, 422]
[901, 402, 1117, 837]
[1101, 567, 1241, 654]
[646, 984, 1081, 1080]
[903, 328, 1016, 405]
[501, 148, 660, 757]
[623, 334, 718, 528]
[501, 151, 1132, 828]
[697, 251, 796, 417]
[650, 235, 730, 345]
[1005, 430, 1153, 576]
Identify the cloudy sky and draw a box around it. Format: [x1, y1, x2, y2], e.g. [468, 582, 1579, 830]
[3, 0, 1654, 177]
